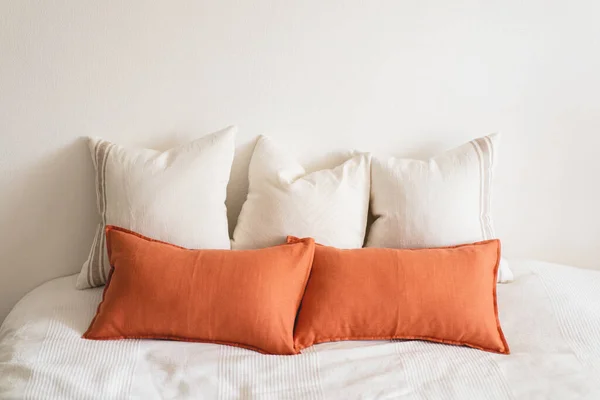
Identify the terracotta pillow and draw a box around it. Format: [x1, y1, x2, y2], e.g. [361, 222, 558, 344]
[84, 226, 315, 355]
[289, 237, 509, 354]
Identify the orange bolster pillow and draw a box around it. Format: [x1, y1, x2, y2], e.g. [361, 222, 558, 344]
[84, 226, 315, 355]
[289, 237, 509, 354]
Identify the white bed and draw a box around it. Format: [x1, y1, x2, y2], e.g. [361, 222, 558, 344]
[1, 260, 599, 399]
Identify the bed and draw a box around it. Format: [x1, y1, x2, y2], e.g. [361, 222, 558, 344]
[1, 260, 599, 399]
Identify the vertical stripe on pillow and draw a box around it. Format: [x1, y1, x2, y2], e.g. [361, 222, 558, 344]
[470, 136, 495, 240]
[86, 140, 114, 288]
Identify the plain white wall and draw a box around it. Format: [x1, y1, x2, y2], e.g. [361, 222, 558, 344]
[1, 0, 599, 323]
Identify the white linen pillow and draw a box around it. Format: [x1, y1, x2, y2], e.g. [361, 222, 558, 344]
[77, 126, 236, 289]
[367, 133, 513, 283]
[232, 136, 370, 250]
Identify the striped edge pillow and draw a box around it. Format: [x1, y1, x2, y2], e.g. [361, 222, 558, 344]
[77, 127, 236, 289]
[367, 133, 513, 283]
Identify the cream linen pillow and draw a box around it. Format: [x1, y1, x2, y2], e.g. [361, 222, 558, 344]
[367, 134, 513, 283]
[232, 136, 370, 250]
[77, 126, 236, 289]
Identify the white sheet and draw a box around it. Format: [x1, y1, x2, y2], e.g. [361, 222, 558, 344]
[1, 260, 600, 399]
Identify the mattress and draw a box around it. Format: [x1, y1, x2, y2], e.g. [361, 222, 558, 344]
[1, 260, 599, 399]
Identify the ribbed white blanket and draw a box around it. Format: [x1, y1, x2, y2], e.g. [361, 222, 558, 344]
[1, 260, 599, 399]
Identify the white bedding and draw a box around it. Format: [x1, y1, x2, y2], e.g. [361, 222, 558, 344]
[1, 260, 599, 399]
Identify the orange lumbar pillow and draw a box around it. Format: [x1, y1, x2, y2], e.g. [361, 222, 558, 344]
[289, 237, 509, 354]
[84, 226, 315, 355]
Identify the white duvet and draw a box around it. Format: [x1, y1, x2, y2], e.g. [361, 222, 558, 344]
[1, 260, 600, 399]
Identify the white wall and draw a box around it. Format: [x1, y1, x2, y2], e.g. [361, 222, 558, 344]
[1, 0, 599, 323]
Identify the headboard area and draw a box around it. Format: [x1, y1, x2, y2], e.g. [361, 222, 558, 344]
[1, 0, 599, 322]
